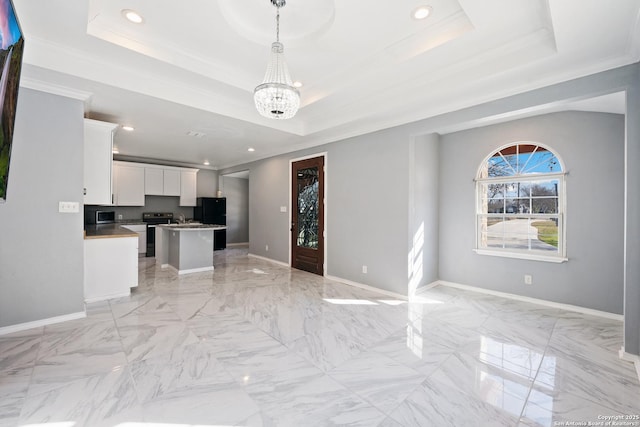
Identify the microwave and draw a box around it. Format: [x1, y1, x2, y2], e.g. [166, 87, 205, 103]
[95, 210, 116, 224]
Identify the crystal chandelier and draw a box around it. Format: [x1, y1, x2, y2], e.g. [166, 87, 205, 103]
[254, 0, 300, 119]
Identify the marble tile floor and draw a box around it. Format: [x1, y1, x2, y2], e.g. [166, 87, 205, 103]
[1, 247, 639, 426]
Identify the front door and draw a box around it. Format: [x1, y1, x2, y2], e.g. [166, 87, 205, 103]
[291, 156, 324, 275]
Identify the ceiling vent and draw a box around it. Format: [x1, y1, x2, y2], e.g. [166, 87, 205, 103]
[187, 130, 206, 138]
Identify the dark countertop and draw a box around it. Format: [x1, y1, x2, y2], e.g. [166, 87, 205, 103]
[84, 224, 139, 240]
[158, 224, 227, 231]
[116, 220, 146, 225]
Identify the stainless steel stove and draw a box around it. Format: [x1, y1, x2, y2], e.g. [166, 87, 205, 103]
[142, 212, 174, 257]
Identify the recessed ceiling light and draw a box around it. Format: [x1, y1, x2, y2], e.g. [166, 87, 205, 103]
[412, 5, 432, 20]
[122, 125, 134, 131]
[122, 9, 144, 24]
[293, 81, 303, 88]
[203, 160, 210, 166]
[248, 147, 255, 152]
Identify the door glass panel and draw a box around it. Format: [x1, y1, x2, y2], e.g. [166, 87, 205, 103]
[296, 166, 319, 249]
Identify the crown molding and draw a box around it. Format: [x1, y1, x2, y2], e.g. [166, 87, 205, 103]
[19, 76, 93, 104]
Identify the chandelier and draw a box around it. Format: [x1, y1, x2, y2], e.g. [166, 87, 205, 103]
[254, 0, 300, 119]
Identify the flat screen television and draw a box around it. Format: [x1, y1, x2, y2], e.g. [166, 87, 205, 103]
[0, 0, 23, 202]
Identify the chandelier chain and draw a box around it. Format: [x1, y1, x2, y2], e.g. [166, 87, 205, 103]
[276, 7, 280, 43]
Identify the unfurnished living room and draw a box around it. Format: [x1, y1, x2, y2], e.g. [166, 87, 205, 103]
[1, 1, 640, 426]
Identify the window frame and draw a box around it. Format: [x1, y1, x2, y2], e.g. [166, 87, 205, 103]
[474, 143, 568, 263]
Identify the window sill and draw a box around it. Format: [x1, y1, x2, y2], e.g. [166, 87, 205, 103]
[474, 249, 568, 263]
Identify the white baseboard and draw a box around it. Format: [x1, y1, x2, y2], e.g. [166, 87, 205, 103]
[0, 311, 86, 336]
[84, 290, 131, 304]
[619, 348, 640, 383]
[433, 280, 623, 321]
[167, 265, 214, 275]
[248, 253, 290, 267]
[325, 275, 408, 301]
[415, 280, 441, 293]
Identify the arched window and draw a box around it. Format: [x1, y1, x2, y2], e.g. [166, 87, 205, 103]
[475, 142, 567, 262]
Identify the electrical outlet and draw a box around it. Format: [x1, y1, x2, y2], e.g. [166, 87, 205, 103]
[265, 244, 269, 251]
[362, 265, 368, 274]
[118, 214, 123, 220]
[524, 274, 533, 285]
[58, 201, 79, 213]
[280, 206, 287, 213]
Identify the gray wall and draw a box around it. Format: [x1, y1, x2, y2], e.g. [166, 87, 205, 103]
[624, 67, 640, 356]
[438, 112, 625, 314]
[221, 128, 419, 297]
[0, 88, 85, 328]
[197, 169, 219, 198]
[410, 134, 440, 291]
[221, 176, 249, 243]
[246, 155, 292, 263]
[327, 129, 410, 294]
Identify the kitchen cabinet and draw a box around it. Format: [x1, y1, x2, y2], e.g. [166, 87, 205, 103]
[145, 167, 181, 196]
[164, 169, 181, 196]
[84, 235, 138, 303]
[113, 161, 145, 206]
[114, 161, 198, 206]
[83, 119, 117, 205]
[180, 170, 198, 206]
[122, 224, 147, 254]
[144, 168, 164, 195]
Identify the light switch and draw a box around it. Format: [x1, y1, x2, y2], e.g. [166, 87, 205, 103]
[58, 201, 80, 213]
[280, 206, 287, 212]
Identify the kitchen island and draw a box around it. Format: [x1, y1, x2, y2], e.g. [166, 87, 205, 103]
[155, 224, 227, 274]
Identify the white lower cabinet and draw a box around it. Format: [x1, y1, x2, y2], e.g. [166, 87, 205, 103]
[84, 236, 138, 303]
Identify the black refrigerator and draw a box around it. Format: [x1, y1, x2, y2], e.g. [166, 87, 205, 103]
[194, 197, 227, 250]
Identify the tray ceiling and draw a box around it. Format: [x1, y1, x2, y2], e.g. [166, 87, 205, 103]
[14, 0, 640, 168]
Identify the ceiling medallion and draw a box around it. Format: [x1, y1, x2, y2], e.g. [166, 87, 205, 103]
[253, 0, 300, 119]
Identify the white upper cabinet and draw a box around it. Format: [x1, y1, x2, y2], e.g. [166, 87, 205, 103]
[113, 162, 145, 206]
[145, 167, 181, 196]
[115, 161, 198, 206]
[163, 169, 181, 196]
[83, 119, 117, 205]
[180, 170, 198, 206]
[144, 168, 164, 195]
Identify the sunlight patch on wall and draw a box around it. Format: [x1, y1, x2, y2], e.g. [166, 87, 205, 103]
[407, 222, 425, 297]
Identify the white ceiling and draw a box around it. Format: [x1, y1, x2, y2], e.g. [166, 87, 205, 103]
[14, 0, 640, 169]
